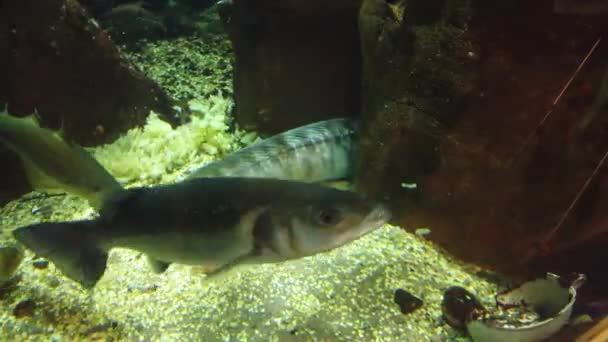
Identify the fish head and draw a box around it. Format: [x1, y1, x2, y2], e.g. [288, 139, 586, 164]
[256, 187, 391, 260]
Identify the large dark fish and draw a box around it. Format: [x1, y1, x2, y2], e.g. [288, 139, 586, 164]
[13, 177, 390, 288]
[186, 118, 357, 182]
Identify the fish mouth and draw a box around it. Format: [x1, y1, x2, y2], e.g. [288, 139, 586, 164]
[363, 204, 392, 228]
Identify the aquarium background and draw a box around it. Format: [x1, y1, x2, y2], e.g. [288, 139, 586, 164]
[0, 0, 607, 340]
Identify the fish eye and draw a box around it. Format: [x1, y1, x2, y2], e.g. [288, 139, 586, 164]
[315, 207, 343, 226]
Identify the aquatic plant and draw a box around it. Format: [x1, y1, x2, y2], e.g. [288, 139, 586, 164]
[91, 95, 239, 185]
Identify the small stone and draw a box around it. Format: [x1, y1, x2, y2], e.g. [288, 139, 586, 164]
[393, 289, 423, 315]
[127, 284, 159, 294]
[0, 274, 22, 299]
[441, 286, 486, 329]
[415, 228, 431, 237]
[33, 259, 49, 269]
[13, 299, 36, 318]
[46, 276, 61, 288]
[82, 321, 119, 336]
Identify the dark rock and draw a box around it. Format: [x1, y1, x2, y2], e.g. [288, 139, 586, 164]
[0, 274, 21, 299]
[101, 2, 167, 44]
[78, 0, 113, 17]
[356, 0, 477, 203]
[82, 321, 119, 336]
[441, 286, 485, 329]
[32, 259, 49, 270]
[127, 283, 159, 294]
[0, 0, 176, 204]
[0, 147, 29, 206]
[355, 0, 608, 286]
[181, 0, 216, 11]
[13, 299, 36, 318]
[393, 288, 423, 315]
[221, 0, 361, 134]
[0, 0, 175, 145]
[0, 244, 24, 281]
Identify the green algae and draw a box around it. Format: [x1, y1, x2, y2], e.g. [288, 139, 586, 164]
[90, 95, 241, 186]
[124, 34, 234, 103]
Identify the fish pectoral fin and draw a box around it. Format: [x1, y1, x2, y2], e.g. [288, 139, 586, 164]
[146, 256, 171, 274]
[203, 250, 256, 278]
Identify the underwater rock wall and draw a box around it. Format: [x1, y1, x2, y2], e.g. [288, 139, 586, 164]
[65, 0, 606, 289]
[356, 0, 477, 201]
[220, 0, 362, 134]
[356, 0, 608, 287]
[0, 0, 175, 146]
[0, 0, 175, 204]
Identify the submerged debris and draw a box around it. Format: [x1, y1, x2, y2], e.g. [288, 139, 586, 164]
[442, 286, 486, 329]
[0, 274, 21, 299]
[444, 273, 585, 341]
[81, 321, 119, 336]
[393, 288, 424, 314]
[13, 299, 36, 318]
[0, 243, 24, 281]
[32, 259, 49, 270]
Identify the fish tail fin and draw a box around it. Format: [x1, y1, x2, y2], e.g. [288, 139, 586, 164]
[13, 221, 107, 288]
[0, 112, 124, 209]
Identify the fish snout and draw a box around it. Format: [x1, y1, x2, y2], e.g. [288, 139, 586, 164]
[368, 204, 392, 225]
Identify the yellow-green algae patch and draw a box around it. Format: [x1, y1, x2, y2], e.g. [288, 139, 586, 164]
[123, 33, 234, 102]
[90, 95, 243, 186]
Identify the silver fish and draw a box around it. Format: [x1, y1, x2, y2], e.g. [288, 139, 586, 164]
[13, 177, 390, 288]
[186, 118, 357, 182]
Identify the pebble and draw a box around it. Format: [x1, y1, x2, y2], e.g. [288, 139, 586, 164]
[0, 243, 24, 281]
[0, 274, 21, 298]
[393, 288, 423, 315]
[33, 259, 49, 270]
[82, 321, 119, 336]
[13, 299, 36, 318]
[441, 286, 486, 329]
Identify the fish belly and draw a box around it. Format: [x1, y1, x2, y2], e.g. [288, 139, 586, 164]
[109, 231, 252, 268]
